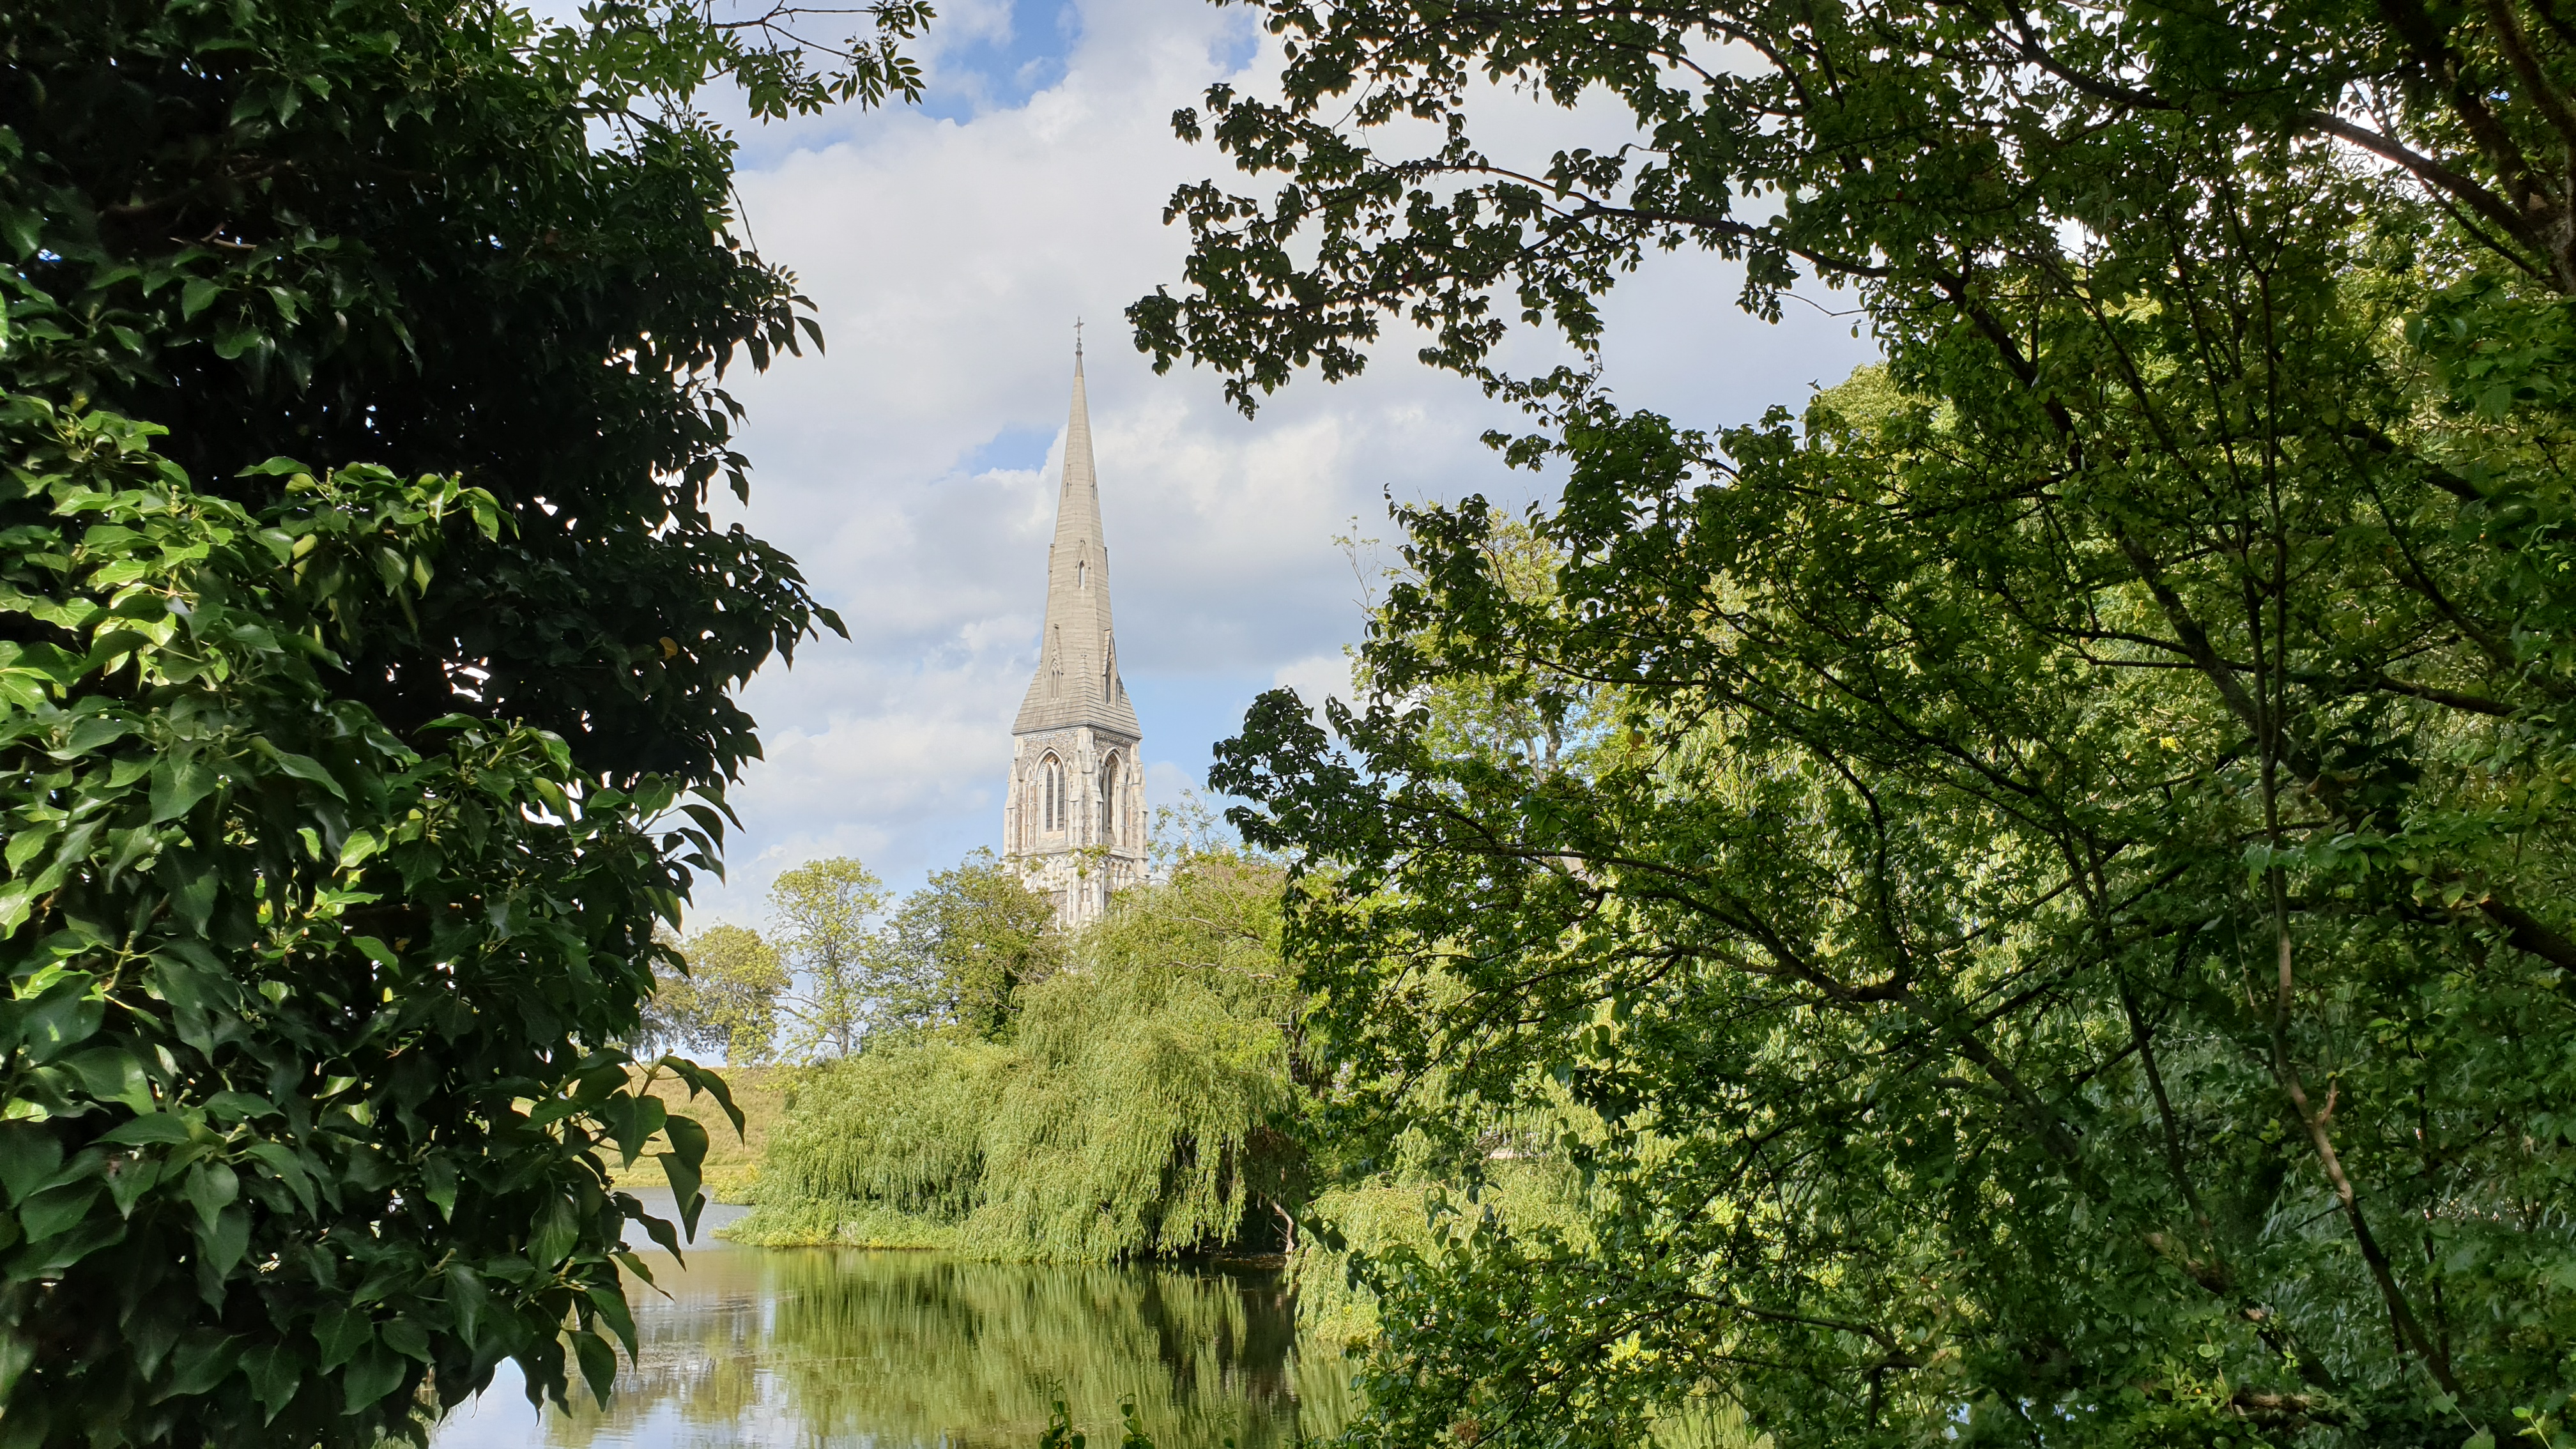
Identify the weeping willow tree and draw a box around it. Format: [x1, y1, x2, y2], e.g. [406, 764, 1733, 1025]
[733, 853, 1308, 1261]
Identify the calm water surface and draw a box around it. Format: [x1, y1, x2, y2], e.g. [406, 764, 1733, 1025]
[433, 1202, 1352, 1449]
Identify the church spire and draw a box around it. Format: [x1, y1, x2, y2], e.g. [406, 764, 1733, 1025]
[1013, 342, 1139, 737]
[1004, 337, 1147, 928]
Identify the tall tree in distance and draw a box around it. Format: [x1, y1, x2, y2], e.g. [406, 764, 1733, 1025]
[882, 850, 1062, 1040]
[0, 0, 924, 1441]
[644, 925, 790, 1064]
[770, 857, 893, 1060]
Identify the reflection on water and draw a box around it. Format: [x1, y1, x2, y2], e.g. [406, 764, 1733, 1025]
[433, 1245, 1353, 1449]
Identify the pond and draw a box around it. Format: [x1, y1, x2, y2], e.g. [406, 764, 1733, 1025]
[431, 1198, 1354, 1449]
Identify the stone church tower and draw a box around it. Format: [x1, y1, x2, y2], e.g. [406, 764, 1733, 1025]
[1003, 344, 1146, 927]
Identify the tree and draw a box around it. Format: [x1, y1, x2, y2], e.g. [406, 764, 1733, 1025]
[769, 857, 892, 1060]
[880, 850, 1062, 1039]
[0, 0, 923, 1441]
[643, 925, 789, 1063]
[742, 852, 1308, 1261]
[1156, 0, 2576, 1442]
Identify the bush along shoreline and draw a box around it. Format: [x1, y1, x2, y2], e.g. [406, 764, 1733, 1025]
[723, 852, 1314, 1266]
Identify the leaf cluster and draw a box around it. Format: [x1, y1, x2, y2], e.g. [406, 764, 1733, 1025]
[1184, 17, 2576, 1440]
[0, 0, 924, 1439]
[0, 396, 746, 1445]
[0, 0, 871, 792]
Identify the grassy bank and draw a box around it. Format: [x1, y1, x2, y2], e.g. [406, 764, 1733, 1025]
[719, 1199, 960, 1250]
[625, 1062, 788, 1204]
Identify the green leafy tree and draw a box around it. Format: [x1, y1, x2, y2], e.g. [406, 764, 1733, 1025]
[644, 924, 789, 1064]
[744, 853, 1309, 1261]
[769, 857, 892, 1060]
[880, 850, 1062, 1039]
[1153, 0, 2576, 1442]
[0, 0, 923, 1441]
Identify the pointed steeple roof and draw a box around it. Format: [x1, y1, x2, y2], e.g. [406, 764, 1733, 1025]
[1015, 344, 1141, 737]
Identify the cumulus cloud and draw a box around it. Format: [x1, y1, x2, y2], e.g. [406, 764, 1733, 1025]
[680, 0, 1878, 924]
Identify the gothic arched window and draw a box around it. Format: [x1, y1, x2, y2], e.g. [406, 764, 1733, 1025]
[1040, 754, 1066, 833]
[1100, 753, 1121, 844]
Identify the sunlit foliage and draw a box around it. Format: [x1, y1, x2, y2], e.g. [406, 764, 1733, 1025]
[738, 855, 1308, 1261]
[1156, 0, 2576, 1439]
[643, 924, 789, 1064]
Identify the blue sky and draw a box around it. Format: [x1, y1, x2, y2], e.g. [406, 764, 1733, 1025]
[672, 0, 1882, 926]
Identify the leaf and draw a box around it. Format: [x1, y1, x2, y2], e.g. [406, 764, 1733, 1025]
[0, 1124, 63, 1204]
[585, 1281, 639, 1359]
[104, 1150, 164, 1217]
[0, 1331, 33, 1404]
[51, 711, 133, 760]
[159, 1331, 237, 1399]
[65, 1048, 154, 1112]
[571, 1330, 618, 1408]
[312, 1305, 369, 1374]
[240, 1344, 301, 1424]
[184, 1161, 238, 1232]
[339, 1342, 405, 1416]
[379, 1315, 430, 1361]
[630, 1202, 686, 1260]
[612, 1094, 666, 1166]
[256, 743, 346, 799]
[100, 1114, 195, 1147]
[666, 1060, 746, 1136]
[240, 1141, 316, 1215]
[443, 1262, 486, 1343]
[420, 1154, 457, 1220]
[200, 1204, 250, 1278]
[148, 753, 218, 823]
[0, 205, 40, 259]
[165, 861, 219, 937]
[20, 1180, 102, 1243]
[656, 1151, 704, 1240]
[661, 1112, 709, 1169]
[20, 976, 103, 1064]
[528, 1192, 578, 1269]
[202, 1091, 276, 1121]
[180, 278, 222, 321]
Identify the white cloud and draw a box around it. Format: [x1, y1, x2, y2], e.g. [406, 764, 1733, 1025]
[1271, 652, 1354, 721]
[684, 0, 1878, 922]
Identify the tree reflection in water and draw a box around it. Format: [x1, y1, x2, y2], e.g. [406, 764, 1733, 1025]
[533, 1249, 1351, 1449]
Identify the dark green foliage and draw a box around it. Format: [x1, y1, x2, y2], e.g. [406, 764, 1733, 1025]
[1133, 0, 2576, 418]
[0, 0, 905, 786]
[0, 397, 744, 1445]
[0, 0, 919, 1442]
[1153, 0, 2576, 1442]
[1224, 341, 2576, 1444]
[882, 849, 1063, 1039]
